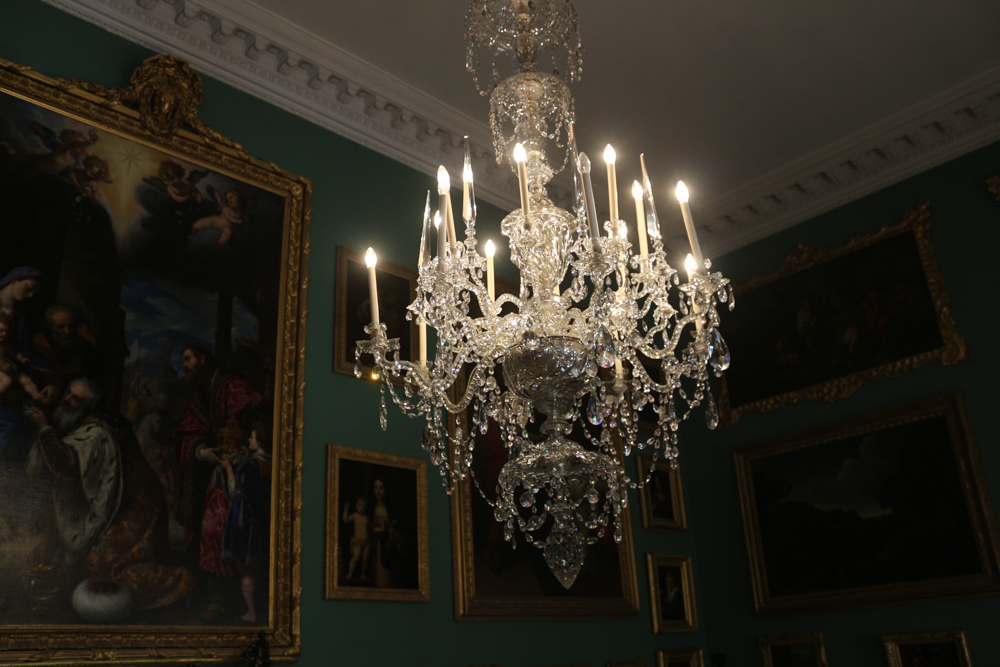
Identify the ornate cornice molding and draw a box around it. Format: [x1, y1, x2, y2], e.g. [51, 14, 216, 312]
[42, 0, 1000, 256]
[42, 0, 525, 212]
[682, 68, 1000, 257]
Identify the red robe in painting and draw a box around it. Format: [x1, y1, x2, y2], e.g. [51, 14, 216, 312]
[174, 369, 263, 570]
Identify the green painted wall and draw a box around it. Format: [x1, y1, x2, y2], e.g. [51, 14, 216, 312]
[687, 141, 1000, 665]
[5, 2, 999, 665]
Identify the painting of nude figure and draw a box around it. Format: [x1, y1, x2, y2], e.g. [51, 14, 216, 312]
[0, 56, 307, 663]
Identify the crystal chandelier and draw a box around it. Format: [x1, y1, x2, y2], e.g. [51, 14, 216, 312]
[357, 0, 732, 588]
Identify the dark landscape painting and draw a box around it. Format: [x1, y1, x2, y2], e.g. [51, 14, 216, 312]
[737, 394, 1000, 613]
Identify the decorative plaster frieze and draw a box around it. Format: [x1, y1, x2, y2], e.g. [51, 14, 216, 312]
[686, 69, 1000, 257]
[38, 0, 1000, 256]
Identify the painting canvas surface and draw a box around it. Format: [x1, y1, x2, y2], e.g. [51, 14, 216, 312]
[752, 415, 978, 597]
[335, 457, 421, 592]
[0, 90, 289, 627]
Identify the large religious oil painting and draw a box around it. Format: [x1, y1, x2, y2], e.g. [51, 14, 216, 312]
[735, 393, 1000, 615]
[0, 56, 308, 663]
[718, 203, 966, 426]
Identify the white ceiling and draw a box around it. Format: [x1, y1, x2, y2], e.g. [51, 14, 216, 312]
[48, 0, 1000, 255]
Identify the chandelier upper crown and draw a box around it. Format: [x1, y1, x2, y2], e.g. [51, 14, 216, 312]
[465, 0, 583, 97]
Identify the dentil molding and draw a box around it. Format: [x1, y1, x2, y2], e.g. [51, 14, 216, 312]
[40, 0, 1000, 257]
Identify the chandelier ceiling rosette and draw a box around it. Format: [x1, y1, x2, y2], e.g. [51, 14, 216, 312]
[357, 0, 732, 588]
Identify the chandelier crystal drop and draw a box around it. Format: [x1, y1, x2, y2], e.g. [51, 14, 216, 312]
[357, 0, 732, 589]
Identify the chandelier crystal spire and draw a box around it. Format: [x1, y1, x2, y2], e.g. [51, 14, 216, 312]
[357, 0, 732, 588]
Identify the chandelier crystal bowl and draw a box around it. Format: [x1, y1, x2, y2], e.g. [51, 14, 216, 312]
[357, 0, 732, 588]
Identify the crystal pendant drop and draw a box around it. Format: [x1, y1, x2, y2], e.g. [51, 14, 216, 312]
[709, 329, 730, 372]
[379, 385, 388, 430]
[705, 390, 719, 430]
[595, 329, 615, 368]
[586, 395, 604, 425]
[543, 525, 586, 589]
[354, 357, 364, 378]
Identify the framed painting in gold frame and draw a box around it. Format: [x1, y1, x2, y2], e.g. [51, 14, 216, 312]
[883, 630, 972, 667]
[647, 554, 698, 633]
[655, 649, 703, 667]
[324, 444, 429, 602]
[718, 203, 965, 426]
[759, 634, 827, 667]
[334, 245, 418, 383]
[0, 55, 308, 663]
[736, 393, 1000, 615]
[450, 393, 640, 619]
[637, 455, 686, 531]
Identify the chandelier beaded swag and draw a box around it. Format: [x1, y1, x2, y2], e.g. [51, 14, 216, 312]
[357, 0, 732, 588]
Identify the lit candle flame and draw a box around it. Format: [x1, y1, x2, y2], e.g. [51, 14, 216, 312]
[632, 180, 643, 200]
[434, 211, 441, 229]
[685, 253, 698, 274]
[676, 181, 690, 203]
[485, 239, 495, 257]
[513, 142, 526, 163]
[603, 144, 616, 164]
[365, 247, 377, 268]
[437, 165, 450, 193]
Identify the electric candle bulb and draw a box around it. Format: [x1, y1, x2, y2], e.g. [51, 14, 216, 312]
[437, 165, 451, 193]
[685, 252, 698, 275]
[604, 144, 619, 222]
[513, 142, 526, 163]
[365, 247, 380, 327]
[675, 181, 689, 203]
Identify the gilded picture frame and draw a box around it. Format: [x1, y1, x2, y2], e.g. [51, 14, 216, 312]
[759, 634, 828, 667]
[333, 245, 418, 383]
[718, 203, 966, 426]
[736, 393, 1000, 615]
[0, 56, 308, 662]
[637, 455, 686, 531]
[450, 391, 640, 619]
[647, 554, 698, 633]
[608, 661, 647, 667]
[324, 444, 430, 602]
[655, 649, 703, 667]
[883, 630, 972, 667]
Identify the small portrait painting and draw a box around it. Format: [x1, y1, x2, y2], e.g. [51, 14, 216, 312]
[325, 444, 429, 602]
[647, 554, 697, 633]
[637, 455, 686, 530]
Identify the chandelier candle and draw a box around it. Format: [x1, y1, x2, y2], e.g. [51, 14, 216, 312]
[513, 142, 531, 227]
[676, 181, 704, 266]
[357, 0, 733, 588]
[632, 180, 649, 259]
[604, 144, 619, 223]
[437, 166, 457, 256]
[364, 248, 379, 327]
